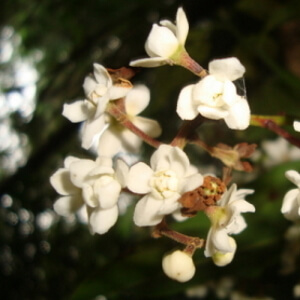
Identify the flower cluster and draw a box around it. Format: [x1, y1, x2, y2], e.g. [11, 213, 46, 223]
[50, 7, 260, 283]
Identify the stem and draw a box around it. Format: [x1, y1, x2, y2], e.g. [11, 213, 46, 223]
[171, 115, 205, 148]
[152, 218, 205, 254]
[107, 99, 162, 149]
[251, 115, 300, 148]
[178, 51, 208, 78]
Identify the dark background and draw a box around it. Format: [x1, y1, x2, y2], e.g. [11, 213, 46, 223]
[1, 0, 300, 299]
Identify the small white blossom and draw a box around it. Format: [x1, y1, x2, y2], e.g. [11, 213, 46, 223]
[62, 63, 131, 149]
[127, 145, 203, 226]
[97, 85, 161, 156]
[130, 7, 189, 68]
[50, 156, 128, 234]
[261, 137, 300, 167]
[176, 57, 250, 130]
[162, 250, 195, 282]
[205, 184, 255, 264]
[50, 156, 84, 217]
[281, 170, 300, 221]
[294, 121, 300, 132]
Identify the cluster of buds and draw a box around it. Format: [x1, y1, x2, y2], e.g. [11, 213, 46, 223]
[50, 7, 260, 282]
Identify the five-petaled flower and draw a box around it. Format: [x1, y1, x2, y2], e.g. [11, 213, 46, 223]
[204, 184, 255, 266]
[127, 144, 203, 226]
[62, 63, 132, 149]
[50, 155, 128, 234]
[281, 170, 300, 221]
[97, 84, 161, 156]
[130, 7, 189, 68]
[176, 57, 250, 130]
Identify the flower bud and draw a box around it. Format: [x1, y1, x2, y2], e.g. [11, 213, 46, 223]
[162, 250, 196, 282]
[212, 237, 237, 266]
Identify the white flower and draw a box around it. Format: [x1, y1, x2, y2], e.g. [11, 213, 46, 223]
[204, 184, 255, 264]
[127, 145, 203, 226]
[261, 137, 300, 167]
[176, 57, 250, 130]
[62, 63, 131, 149]
[50, 156, 84, 217]
[162, 250, 195, 282]
[130, 7, 189, 68]
[50, 155, 129, 234]
[294, 121, 300, 132]
[97, 85, 161, 156]
[281, 170, 300, 221]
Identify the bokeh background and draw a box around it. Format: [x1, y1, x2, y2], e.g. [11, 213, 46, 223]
[1, 0, 300, 299]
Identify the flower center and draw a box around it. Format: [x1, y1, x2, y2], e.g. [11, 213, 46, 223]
[150, 170, 179, 199]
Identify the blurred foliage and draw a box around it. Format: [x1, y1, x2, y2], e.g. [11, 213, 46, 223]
[1, 0, 300, 299]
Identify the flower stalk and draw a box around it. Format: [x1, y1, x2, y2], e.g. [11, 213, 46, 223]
[107, 98, 162, 149]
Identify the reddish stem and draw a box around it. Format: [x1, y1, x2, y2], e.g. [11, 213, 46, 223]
[253, 117, 300, 148]
[152, 219, 205, 255]
[107, 99, 162, 149]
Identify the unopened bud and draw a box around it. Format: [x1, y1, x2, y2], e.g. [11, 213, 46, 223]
[162, 250, 196, 282]
[212, 237, 237, 267]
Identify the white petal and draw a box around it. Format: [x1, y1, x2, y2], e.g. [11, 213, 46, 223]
[230, 199, 255, 214]
[62, 101, 88, 123]
[293, 121, 300, 132]
[180, 173, 204, 194]
[54, 195, 83, 217]
[286, 170, 300, 187]
[125, 85, 150, 116]
[94, 177, 121, 209]
[172, 209, 188, 222]
[212, 228, 234, 253]
[133, 195, 165, 226]
[208, 57, 245, 81]
[132, 116, 162, 138]
[94, 94, 110, 118]
[93, 63, 111, 87]
[64, 156, 80, 169]
[89, 205, 118, 234]
[82, 184, 98, 208]
[83, 76, 97, 98]
[197, 105, 228, 120]
[176, 7, 189, 45]
[225, 215, 247, 234]
[119, 129, 143, 153]
[115, 159, 129, 188]
[146, 24, 178, 58]
[69, 159, 95, 188]
[176, 84, 198, 120]
[150, 145, 189, 178]
[224, 97, 250, 130]
[222, 81, 238, 106]
[212, 237, 236, 266]
[50, 168, 78, 196]
[109, 85, 131, 100]
[127, 162, 153, 194]
[81, 115, 106, 149]
[281, 189, 299, 214]
[130, 57, 168, 68]
[97, 127, 124, 157]
[158, 195, 181, 215]
[160, 20, 176, 33]
[193, 75, 223, 105]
